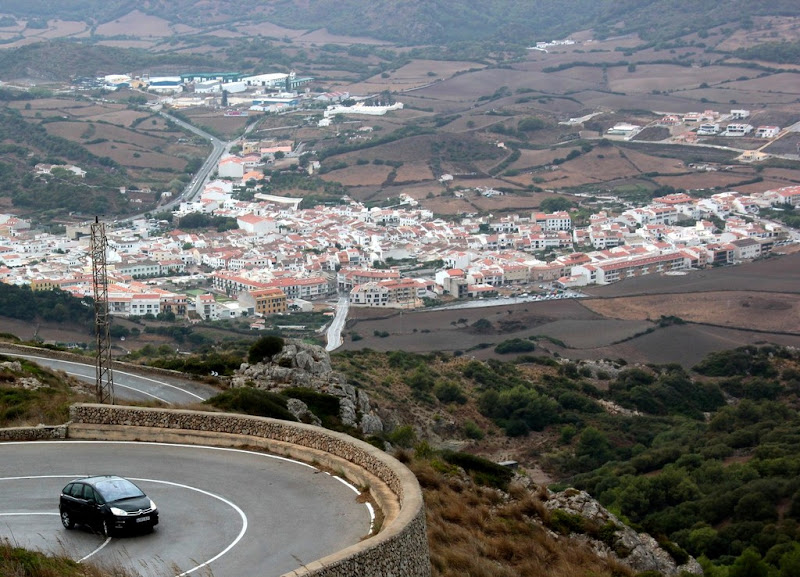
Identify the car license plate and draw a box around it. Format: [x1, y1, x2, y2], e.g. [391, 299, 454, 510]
[136, 516, 150, 523]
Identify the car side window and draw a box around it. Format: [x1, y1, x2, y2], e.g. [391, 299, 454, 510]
[63, 483, 74, 496]
[70, 483, 85, 498]
[81, 484, 95, 501]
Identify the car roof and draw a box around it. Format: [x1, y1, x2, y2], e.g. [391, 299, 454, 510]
[70, 475, 127, 486]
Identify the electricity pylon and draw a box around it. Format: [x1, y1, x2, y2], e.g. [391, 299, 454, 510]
[90, 217, 114, 404]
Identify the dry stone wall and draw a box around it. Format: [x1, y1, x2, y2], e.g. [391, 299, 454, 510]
[68, 403, 431, 577]
[0, 425, 66, 441]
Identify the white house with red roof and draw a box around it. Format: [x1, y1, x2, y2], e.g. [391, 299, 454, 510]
[236, 214, 277, 235]
[218, 155, 246, 179]
[766, 186, 800, 207]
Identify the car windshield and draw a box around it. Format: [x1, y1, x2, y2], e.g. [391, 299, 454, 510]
[93, 478, 144, 501]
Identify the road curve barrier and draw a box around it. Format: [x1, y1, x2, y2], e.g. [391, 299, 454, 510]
[66, 403, 431, 577]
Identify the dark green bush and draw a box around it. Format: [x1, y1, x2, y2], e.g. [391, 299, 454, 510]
[441, 450, 514, 490]
[248, 335, 285, 363]
[204, 387, 296, 421]
[434, 381, 467, 404]
[495, 338, 535, 354]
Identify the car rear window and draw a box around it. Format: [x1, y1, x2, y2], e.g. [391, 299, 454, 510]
[93, 478, 144, 501]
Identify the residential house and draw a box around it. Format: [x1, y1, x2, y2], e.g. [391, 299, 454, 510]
[238, 288, 287, 316]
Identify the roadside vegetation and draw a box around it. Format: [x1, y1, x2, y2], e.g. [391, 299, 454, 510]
[0, 539, 135, 577]
[405, 452, 630, 577]
[4, 339, 800, 575]
[0, 354, 92, 426]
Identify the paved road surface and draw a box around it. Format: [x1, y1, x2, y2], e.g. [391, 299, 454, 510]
[0, 350, 218, 404]
[325, 296, 350, 351]
[0, 441, 372, 577]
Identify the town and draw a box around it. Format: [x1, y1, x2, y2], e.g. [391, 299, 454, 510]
[1, 155, 796, 322]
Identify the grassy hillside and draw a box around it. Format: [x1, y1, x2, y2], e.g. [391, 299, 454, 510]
[0, 42, 219, 81]
[2, 1, 799, 46]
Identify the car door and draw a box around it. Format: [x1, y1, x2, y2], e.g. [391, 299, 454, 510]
[64, 482, 88, 524]
[82, 485, 104, 530]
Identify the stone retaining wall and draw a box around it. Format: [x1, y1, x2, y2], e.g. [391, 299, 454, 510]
[68, 403, 431, 577]
[0, 425, 67, 441]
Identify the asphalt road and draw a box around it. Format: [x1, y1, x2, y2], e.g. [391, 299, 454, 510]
[325, 296, 350, 351]
[0, 351, 218, 404]
[159, 112, 227, 206]
[0, 441, 372, 577]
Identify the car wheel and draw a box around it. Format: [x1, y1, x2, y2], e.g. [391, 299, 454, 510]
[100, 519, 112, 538]
[60, 510, 74, 529]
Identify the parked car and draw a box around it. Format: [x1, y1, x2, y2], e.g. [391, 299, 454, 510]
[59, 475, 158, 536]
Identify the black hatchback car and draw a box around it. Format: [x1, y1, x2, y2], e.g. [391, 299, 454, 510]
[59, 475, 159, 536]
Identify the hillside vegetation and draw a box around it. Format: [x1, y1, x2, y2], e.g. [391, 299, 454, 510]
[4, 342, 800, 575]
[268, 0, 800, 44]
[2, 0, 799, 46]
[0, 538, 135, 577]
[331, 346, 800, 576]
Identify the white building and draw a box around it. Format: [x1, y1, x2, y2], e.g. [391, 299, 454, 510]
[724, 124, 753, 137]
[195, 81, 221, 94]
[148, 76, 183, 93]
[756, 126, 780, 139]
[606, 123, 642, 139]
[241, 73, 289, 88]
[697, 123, 719, 135]
[323, 102, 404, 118]
[218, 156, 246, 179]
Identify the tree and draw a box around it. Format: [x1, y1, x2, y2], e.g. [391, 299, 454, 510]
[540, 196, 574, 212]
[729, 548, 768, 577]
[781, 548, 800, 577]
[248, 335, 285, 363]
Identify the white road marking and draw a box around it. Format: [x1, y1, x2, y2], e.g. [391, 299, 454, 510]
[8, 355, 204, 401]
[324, 471, 361, 494]
[59, 369, 171, 404]
[1, 441, 373, 574]
[365, 503, 375, 534]
[78, 537, 112, 562]
[0, 472, 247, 575]
[0, 512, 58, 516]
[130, 478, 248, 577]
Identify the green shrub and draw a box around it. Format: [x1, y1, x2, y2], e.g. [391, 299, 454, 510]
[388, 425, 416, 448]
[204, 387, 296, 421]
[441, 450, 514, 490]
[547, 509, 587, 535]
[248, 335, 285, 363]
[463, 420, 485, 440]
[495, 338, 535, 354]
[434, 381, 467, 404]
[281, 387, 341, 426]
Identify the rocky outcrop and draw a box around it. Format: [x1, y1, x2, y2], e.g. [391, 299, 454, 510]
[543, 489, 703, 576]
[231, 340, 384, 435]
[286, 398, 322, 427]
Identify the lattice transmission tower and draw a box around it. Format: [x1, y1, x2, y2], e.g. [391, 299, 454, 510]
[90, 217, 115, 404]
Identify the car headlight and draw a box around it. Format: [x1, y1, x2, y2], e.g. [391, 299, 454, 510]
[110, 507, 128, 517]
[149, 499, 157, 511]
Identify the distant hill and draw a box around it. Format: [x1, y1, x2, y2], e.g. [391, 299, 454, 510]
[1, 0, 799, 45]
[266, 0, 800, 44]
